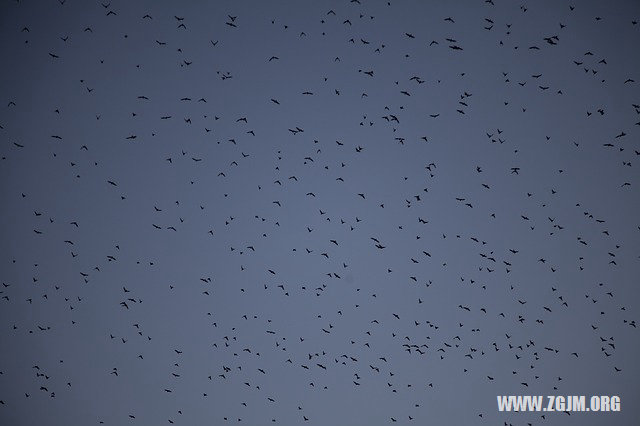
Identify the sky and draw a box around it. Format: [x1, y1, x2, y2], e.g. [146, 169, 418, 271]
[0, 0, 639, 425]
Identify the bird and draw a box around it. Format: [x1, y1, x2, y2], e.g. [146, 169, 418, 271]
[1, 2, 638, 426]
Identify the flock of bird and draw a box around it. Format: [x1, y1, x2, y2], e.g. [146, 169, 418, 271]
[0, 0, 639, 425]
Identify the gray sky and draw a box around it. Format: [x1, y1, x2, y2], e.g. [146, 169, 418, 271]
[1, 0, 639, 425]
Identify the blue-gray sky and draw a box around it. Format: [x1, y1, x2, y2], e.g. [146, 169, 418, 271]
[1, 0, 639, 425]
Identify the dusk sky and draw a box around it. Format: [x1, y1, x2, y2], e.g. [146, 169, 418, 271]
[1, 1, 639, 425]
